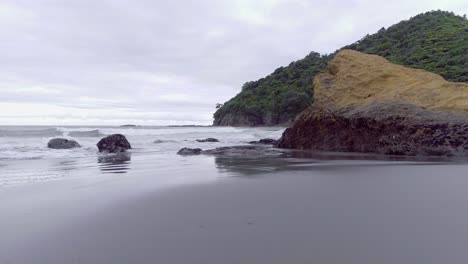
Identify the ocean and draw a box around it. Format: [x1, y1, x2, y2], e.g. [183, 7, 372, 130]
[0, 125, 286, 160]
[0, 125, 285, 186]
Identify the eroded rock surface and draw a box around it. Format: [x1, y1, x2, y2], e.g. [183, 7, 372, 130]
[278, 50, 468, 156]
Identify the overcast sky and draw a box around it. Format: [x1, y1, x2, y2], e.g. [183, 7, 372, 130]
[0, 0, 466, 125]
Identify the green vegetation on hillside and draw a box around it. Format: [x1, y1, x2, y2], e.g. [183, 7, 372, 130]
[346, 11, 468, 82]
[213, 52, 331, 125]
[214, 10, 468, 126]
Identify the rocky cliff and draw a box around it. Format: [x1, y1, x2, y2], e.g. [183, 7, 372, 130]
[213, 11, 468, 127]
[277, 50, 468, 156]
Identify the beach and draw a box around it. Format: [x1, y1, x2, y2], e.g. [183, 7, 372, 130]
[2, 149, 468, 263]
[1, 4, 466, 263]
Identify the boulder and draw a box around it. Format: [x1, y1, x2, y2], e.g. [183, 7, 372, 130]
[97, 134, 131, 153]
[177, 148, 202, 155]
[47, 138, 81, 149]
[277, 50, 468, 156]
[196, 138, 219, 143]
[248, 138, 278, 145]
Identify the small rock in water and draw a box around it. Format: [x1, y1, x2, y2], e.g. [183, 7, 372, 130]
[196, 138, 219, 143]
[154, 139, 176, 144]
[47, 138, 81, 149]
[248, 138, 278, 145]
[177, 148, 202, 155]
[97, 134, 131, 153]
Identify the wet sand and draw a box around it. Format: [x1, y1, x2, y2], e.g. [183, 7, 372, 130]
[2, 157, 468, 263]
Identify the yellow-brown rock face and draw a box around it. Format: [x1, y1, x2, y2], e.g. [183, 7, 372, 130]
[277, 50, 468, 156]
[315, 50, 468, 112]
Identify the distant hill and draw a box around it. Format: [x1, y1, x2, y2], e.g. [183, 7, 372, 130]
[213, 10, 468, 126]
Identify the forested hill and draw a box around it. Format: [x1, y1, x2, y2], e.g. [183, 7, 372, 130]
[213, 10, 468, 126]
[345, 11, 468, 82]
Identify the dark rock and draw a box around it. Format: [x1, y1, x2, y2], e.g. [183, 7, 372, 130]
[97, 134, 131, 153]
[278, 102, 468, 156]
[47, 138, 81, 149]
[196, 138, 219, 143]
[202, 145, 285, 158]
[177, 148, 202, 155]
[248, 138, 278, 145]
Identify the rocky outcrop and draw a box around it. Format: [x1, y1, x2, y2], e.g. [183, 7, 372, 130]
[196, 138, 219, 143]
[278, 50, 468, 156]
[97, 134, 131, 153]
[47, 138, 81, 149]
[177, 148, 202, 155]
[177, 145, 286, 158]
[202, 146, 285, 158]
[213, 12, 467, 127]
[248, 138, 278, 145]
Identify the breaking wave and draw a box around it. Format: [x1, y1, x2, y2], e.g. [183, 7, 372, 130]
[68, 130, 105, 137]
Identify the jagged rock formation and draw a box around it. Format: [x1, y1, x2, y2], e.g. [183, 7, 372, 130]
[277, 50, 468, 156]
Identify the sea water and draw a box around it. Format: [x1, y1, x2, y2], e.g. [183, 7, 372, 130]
[0, 126, 285, 160]
[0, 126, 285, 186]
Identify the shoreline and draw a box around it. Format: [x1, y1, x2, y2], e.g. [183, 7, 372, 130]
[2, 160, 468, 263]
